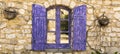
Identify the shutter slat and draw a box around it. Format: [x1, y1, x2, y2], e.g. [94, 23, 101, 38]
[32, 4, 47, 51]
[73, 5, 87, 50]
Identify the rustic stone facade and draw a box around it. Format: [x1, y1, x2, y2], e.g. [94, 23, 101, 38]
[0, 0, 120, 54]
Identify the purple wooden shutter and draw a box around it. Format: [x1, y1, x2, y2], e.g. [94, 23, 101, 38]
[72, 5, 87, 50]
[32, 4, 47, 51]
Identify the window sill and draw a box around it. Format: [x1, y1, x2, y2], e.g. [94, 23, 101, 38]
[46, 49, 72, 52]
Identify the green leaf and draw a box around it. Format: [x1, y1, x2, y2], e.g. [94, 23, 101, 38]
[91, 52, 95, 54]
[114, 52, 118, 54]
[95, 51, 101, 54]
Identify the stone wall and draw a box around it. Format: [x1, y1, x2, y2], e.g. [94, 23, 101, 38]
[0, 0, 120, 54]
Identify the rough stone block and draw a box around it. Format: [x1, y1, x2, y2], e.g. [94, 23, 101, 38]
[64, 53, 72, 54]
[5, 45, 14, 50]
[116, 22, 120, 27]
[47, 52, 54, 54]
[112, 27, 120, 32]
[101, 37, 111, 41]
[0, 34, 5, 38]
[70, 1, 76, 8]
[25, 44, 31, 50]
[26, 38, 31, 43]
[102, 42, 110, 46]
[87, 8, 93, 14]
[23, 4, 28, 9]
[87, 15, 95, 20]
[80, 51, 87, 54]
[88, 41, 94, 45]
[1, 28, 15, 33]
[88, 32, 97, 36]
[87, 37, 96, 41]
[0, 39, 8, 44]
[26, 34, 32, 38]
[15, 45, 24, 50]
[40, 52, 46, 54]
[109, 33, 116, 37]
[104, 0, 111, 5]
[24, 16, 30, 21]
[15, 51, 22, 54]
[48, 0, 55, 5]
[62, 0, 70, 6]
[23, 25, 30, 28]
[28, 20, 32, 24]
[111, 37, 118, 41]
[114, 12, 120, 21]
[22, 29, 31, 33]
[73, 52, 80, 54]
[106, 47, 120, 54]
[44, 2, 49, 8]
[96, 0, 102, 5]
[105, 27, 111, 32]
[18, 40, 26, 44]
[18, 9, 25, 14]
[113, 7, 120, 11]
[8, 2, 15, 7]
[56, 0, 61, 4]
[54, 53, 63, 54]
[111, 42, 118, 46]
[6, 34, 16, 39]
[90, 0, 96, 4]
[117, 33, 120, 37]
[112, 1, 120, 5]
[0, 22, 7, 28]
[87, 21, 93, 26]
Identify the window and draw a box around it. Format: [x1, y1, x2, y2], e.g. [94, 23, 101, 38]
[46, 6, 71, 49]
[32, 4, 86, 51]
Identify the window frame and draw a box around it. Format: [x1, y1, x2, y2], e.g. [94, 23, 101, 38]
[46, 5, 72, 49]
